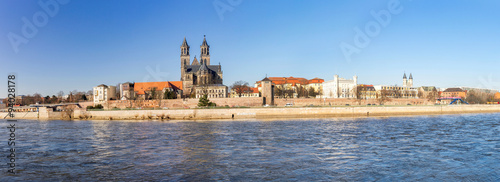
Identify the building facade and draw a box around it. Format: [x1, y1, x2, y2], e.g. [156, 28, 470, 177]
[180, 36, 224, 96]
[255, 76, 324, 98]
[93, 84, 117, 104]
[230, 87, 260, 98]
[418, 86, 437, 99]
[357, 84, 377, 99]
[261, 77, 275, 105]
[195, 84, 227, 99]
[322, 75, 358, 98]
[374, 85, 418, 98]
[119, 82, 135, 100]
[133, 81, 183, 100]
[440, 88, 467, 98]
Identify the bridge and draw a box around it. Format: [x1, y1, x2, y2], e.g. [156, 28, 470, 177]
[438, 97, 469, 105]
[29, 103, 82, 110]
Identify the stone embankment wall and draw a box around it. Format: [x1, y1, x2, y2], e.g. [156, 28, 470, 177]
[96, 98, 432, 109]
[0, 107, 72, 120]
[72, 105, 500, 121]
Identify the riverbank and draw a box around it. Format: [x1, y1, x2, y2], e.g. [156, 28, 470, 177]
[2, 105, 500, 121]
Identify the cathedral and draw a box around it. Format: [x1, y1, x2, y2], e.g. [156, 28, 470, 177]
[403, 73, 413, 87]
[180, 36, 226, 98]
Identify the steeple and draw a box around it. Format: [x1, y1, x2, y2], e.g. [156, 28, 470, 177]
[180, 37, 191, 81]
[408, 73, 413, 87]
[403, 72, 407, 87]
[180, 37, 190, 56]
[202, 35, 208, 46]
[200, 35, 210, 65]
[192, 56, 200, 65]
[181, 37, 189, 48]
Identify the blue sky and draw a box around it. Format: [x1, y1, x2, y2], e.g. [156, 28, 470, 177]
[1, 0, 500, 97]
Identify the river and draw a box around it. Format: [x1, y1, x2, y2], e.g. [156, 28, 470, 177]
[1, 113, 500, 181]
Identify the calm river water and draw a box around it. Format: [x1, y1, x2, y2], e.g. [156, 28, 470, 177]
[1, 113, 500, 181]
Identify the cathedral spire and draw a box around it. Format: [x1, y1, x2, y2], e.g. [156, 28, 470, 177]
[202, 35, 208, 46]
[200, 35, 210, 65]
[409, 73, 413, 79]
[182, 37, 189, 47]
[403, 73, 407, 79]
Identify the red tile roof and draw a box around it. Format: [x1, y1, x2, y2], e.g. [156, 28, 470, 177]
[134, 81, 182, 95]
[250, 87, 259, 93]
[256, 76, 323, 86]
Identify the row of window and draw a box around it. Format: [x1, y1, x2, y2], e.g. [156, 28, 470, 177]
[196, 89, 226, 94]
[196, 94, 225, 98]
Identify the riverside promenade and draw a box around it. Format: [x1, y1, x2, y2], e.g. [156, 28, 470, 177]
[3, 105, 500, 121]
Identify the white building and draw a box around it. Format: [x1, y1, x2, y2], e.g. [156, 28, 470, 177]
[322, 75, 358, 98]
[194, 84, 228, 99]
[119, 82, 135, 100]
[93, 84, 117, 104]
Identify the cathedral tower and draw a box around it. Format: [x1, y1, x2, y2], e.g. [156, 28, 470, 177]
[200, 35, 210, 65]
[180, 37, 190, 81]
[408, 73, 413, 87]
[403, 73, 407, 87]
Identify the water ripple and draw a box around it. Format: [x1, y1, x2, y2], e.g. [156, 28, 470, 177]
[1, 113, 500, 181]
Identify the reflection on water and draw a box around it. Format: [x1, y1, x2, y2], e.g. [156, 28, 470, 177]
[1, 113, 500, 181]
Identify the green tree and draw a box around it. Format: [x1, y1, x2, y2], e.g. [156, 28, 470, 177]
[149, 87, 157, 100]
[308, 88, 318, 98]
[296, 86, 308, 98]
[198, 94, 216, 107]
[164, 90, 178, 99]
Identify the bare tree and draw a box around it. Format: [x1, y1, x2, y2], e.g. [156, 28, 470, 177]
[296, 86, 308, 98]
[426, 90, 438, 103]
[231, 80, 250, 97]
[57, 91, 64, 103]
[33, 93, 43, 104]
[354, 85, 363, 105]
[377, 89, 391, 105]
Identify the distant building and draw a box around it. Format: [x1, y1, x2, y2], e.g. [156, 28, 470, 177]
[93, 84, 117, 104]
[195, 84, 227, 99]
[230, 87, 260, 98]
[0, 99, 5, 109]
[418, 86, 437, 98]
[440, 88, 467, 99]
[255, 76, 324, 98]
[357, 84, 376, 99]
[119, 82, 135, 100]
[322, 75, 358, 98]
[261, 77, 275, 105]
[133, 81, 183, 100]
[180, 36, 224, 96]
[495, 92, 500, 100]
[372, 73, 418, 98]
[374, 85, 418, 98]
[403, 73, 414, 87]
